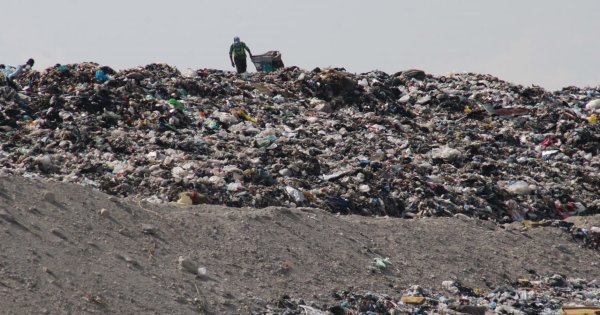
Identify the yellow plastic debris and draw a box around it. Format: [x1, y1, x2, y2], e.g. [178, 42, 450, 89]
[522, 220, 534, 228]
[464, 105, 472, 114]
[516, 278, 531, 286]
[177, 192, 206, 205]
[560, 306, 600, 315]
[522, 220, 552, 228]
[177, 192, 193, 205]
[400, 296, 426, 305]
[230, 107, 258, 123]
[587, 114, 597, 124]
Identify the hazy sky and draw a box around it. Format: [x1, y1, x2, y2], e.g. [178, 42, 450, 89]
[3, 0, 599, 90]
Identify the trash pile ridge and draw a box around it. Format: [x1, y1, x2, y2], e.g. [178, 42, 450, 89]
[1, 63, 599, 223]
[264, 273, 600, 315]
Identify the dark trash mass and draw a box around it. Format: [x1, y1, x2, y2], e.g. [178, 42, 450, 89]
[1, 63, 598, 223]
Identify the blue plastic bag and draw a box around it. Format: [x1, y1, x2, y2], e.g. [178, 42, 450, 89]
[95, 69, 109, 82]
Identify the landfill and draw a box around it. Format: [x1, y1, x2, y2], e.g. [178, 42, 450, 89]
[1, 60, 600, 315]
[0, 63, 599, 225]
[261, 273, 600, 315]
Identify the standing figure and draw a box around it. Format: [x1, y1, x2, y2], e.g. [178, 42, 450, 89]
[229, 37, 252, 74]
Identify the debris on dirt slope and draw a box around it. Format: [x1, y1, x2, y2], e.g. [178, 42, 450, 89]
[0, 176, 599, 314]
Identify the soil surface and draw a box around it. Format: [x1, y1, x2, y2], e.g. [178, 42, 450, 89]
[0, 175, 599, 314]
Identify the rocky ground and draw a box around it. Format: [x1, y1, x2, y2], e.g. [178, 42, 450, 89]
[0, 175, 599, 314]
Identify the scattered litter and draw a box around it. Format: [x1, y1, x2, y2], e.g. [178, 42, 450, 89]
[0, 64, 598, 223]
[267, 274, 600, 314]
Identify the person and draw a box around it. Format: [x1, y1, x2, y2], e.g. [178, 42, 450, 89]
[4, 58, 34, 90]
[229, 37, 252, 74]
[0, 64, 10, 79]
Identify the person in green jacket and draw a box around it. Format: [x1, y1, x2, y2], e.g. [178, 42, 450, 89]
[229, 36, 252, 74]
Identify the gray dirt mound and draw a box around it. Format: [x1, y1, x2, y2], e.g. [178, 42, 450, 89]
[0, 175, 598, 314]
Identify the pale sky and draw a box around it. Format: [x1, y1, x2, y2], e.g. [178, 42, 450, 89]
[2, 0, 599, 90]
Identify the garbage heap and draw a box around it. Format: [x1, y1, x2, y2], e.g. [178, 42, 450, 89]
[0, 63, 599, 223]
[263, 274, 600, 315]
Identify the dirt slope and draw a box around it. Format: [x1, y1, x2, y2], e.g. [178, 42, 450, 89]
[0, 175, 598, 314]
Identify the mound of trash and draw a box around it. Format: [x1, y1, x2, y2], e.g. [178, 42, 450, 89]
[0, 63, 599, 222]
[267, 274, 600, 315]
